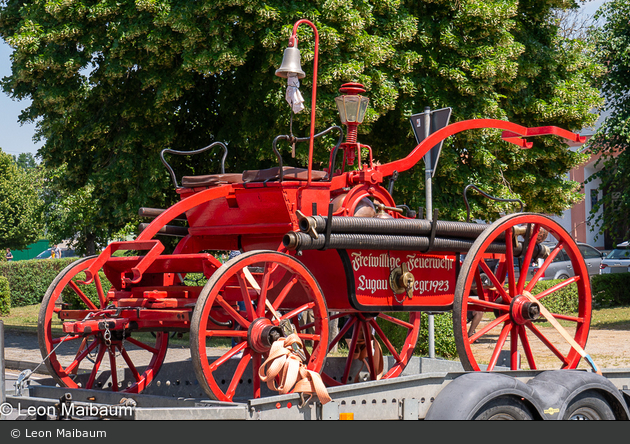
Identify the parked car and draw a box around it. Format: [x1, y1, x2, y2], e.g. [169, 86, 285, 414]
[599, 241, 630, 274]
[36, 248, 77, 259]
[529, 242, 603, 281]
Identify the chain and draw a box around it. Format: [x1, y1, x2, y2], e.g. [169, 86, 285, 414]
[103, 322, 112, 347]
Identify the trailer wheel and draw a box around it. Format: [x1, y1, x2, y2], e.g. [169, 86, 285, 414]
[453, 213, 591, 371]
[190, 250, 329, 402]
[38, 256, 169, 393]
[472, 396, 534, 420]
[563, 391, 616, 420]
[321, 312, 421, 386]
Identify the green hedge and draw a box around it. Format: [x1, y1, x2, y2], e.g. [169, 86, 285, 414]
[377, 311, 457, 359]
[591, 273, 630, 308]
[0, 275, 10, 315]
[0, 258, 78, 307]
[529, 279, 580, 315]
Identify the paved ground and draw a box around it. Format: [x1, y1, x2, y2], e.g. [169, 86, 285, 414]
[2, 330, 195, 377]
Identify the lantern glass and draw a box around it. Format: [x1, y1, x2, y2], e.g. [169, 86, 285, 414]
[335, 95, 369, 124]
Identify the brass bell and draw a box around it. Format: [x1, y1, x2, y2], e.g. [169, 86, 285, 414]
[275, 47, 306, 79]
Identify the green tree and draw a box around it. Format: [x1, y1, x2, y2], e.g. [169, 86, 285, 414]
[41, 165, 115, 256]
[12, 152, 37, 170]
[0, 0, 604, 248]
[0, 149, 42, 251]
[586, 0, 630, 244]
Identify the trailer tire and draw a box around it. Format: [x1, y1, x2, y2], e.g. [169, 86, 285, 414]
[562, 391, 616, 420]
[471, 396, 535, 420]
[526, 370, 629, 420]
[424, 372, 540, 420]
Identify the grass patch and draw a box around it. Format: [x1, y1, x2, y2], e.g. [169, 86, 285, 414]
[590, 306, 630, 330]
[0, 303, 41, 334]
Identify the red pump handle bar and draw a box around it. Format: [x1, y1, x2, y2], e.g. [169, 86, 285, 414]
[377, 118, 586, 178]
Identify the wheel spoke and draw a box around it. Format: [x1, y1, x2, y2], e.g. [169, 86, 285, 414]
[209, 342, 248, 372]
[525, 242, 564, 292]
[125, 337, 159, 355]
[487, 323, 512, 371]
[361, 322, 377, 381]
[376, 313, 415, 330]
[504, 227, 517, 299]
[68, 280, 98, 310]
[255, 262, 272, 318]
[119, 346, 141, 382]
[467, 298, 510, 312]
[517, 224, 541, 294]
[518, 325, 537, 370]
[342, 322, 361, 384]
[280, 302, 315, 322]
[204, 330, 248, 338]
[328, 316, 357, 352]
[510, 325, 520, 369]
[252, 352, 261, 399]
[526, 322, 570, 365]
[547, 313, 584, 323]
[65, 339, 99, 374]
[531, 276, 580, 301]
[271, 276, 298, 311]
[369, 318, 401, 362]
[85, 345, 106, 389]
[226, 350, 252, 399]
[215, 295, 250, 329]
[479, 261, 511, 303]
[236, 271, 257, 322]
[468, 312, 510, 344]
[109, 349, 118, 391]
[473, 268, 487, 300]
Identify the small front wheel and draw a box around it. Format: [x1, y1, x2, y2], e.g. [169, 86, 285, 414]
[190, 251, 329, 402]
[38, 257, 169, 392]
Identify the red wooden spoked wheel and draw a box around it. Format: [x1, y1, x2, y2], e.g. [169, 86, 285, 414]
[38, 257, 169, 392]
[321, 311, 421, 386]
[190, 250, 329, 402]
[453, 213, 592, 371]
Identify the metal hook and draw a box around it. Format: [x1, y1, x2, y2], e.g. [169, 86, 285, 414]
[463, 184, 524, 223]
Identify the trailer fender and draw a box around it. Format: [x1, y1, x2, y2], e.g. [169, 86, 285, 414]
[424, 372, 542, 420]
[526, 370, 629, 420]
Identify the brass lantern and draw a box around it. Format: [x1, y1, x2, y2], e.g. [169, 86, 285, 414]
[335, 83, 369, 146]
[334, 92, 369, 125]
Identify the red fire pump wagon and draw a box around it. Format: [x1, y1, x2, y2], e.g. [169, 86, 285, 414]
[35, 19, 599, 408]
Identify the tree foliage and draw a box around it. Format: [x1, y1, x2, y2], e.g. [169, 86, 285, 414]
[0, 149, 42, 250]
[586, 0, 630, 244]
[41, 165, 120, 256]
[12, 152, 37, 169]
[0, 0, 604, 249]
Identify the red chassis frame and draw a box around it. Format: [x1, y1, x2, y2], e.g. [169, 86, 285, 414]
[72, 117, 585, 318]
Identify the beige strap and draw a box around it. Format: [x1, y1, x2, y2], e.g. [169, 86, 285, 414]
[522, 291, 601, 375]
[352, 328, 384, 381]
[258, 333, 331, 406]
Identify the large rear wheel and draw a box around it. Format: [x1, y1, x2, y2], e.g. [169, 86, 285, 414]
[453, 213, 591, 371]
